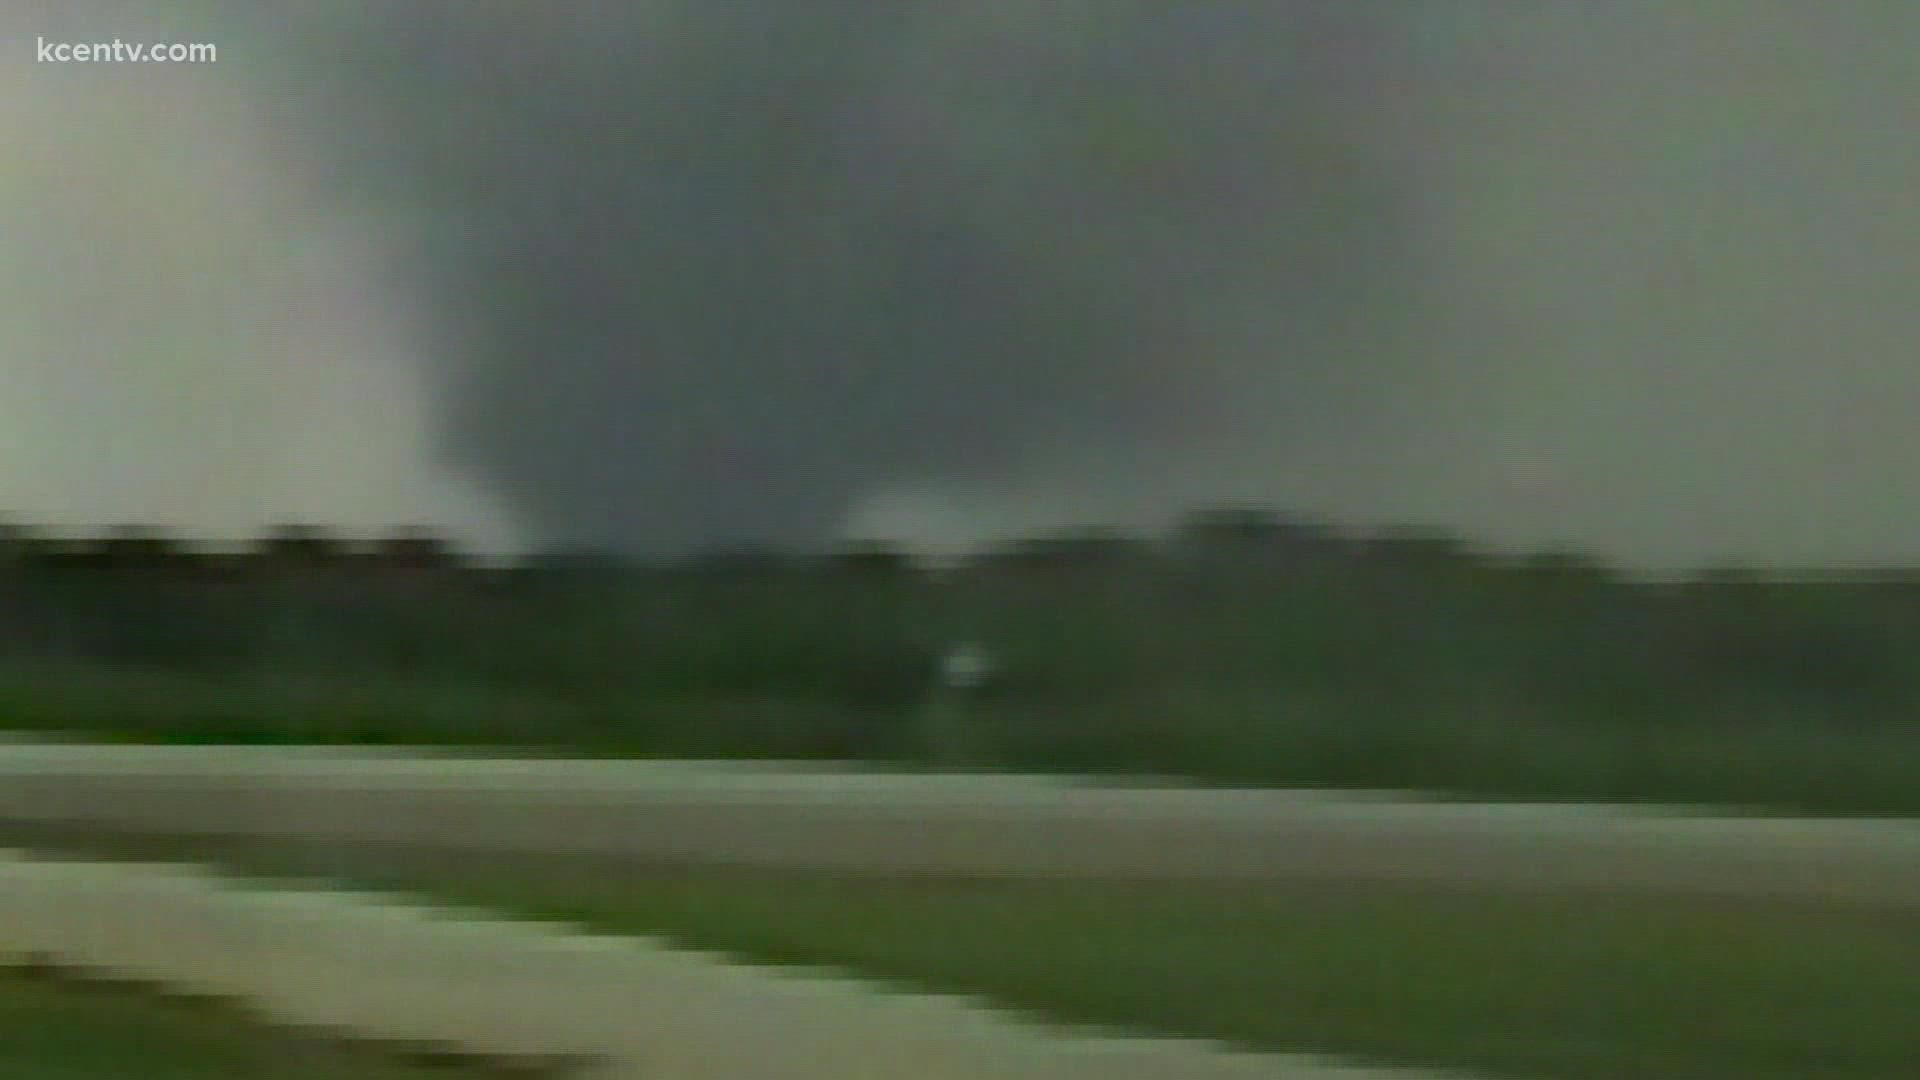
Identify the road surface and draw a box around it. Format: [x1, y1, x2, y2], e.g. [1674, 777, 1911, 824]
[1, 744, 1918, 901]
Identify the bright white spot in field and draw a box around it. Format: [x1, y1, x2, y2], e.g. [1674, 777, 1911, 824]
[939, 642, 996, 690]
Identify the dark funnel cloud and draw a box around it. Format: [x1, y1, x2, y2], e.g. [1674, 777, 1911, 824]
[32, 1, 1913, 570]
[271, 1, 1424, 557]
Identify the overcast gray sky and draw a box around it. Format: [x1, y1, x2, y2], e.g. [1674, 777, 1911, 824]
[7, 2, 1920, 570]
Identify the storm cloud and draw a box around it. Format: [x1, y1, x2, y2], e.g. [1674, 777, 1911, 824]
[9, 2, 1920, 569]
[271, 1, 1428, 557]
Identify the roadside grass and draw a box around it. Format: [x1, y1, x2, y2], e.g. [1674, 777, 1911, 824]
[4, 822, 1918, 1080]
[7, 662, 1920, 813]
[0, 664, 892, 760]
[0, 961, 547, 1079]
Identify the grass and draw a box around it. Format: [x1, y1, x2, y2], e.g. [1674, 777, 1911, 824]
[8, 660, 1920, 814]
[9, 564, 1920, 809]
[11, 562, 1920, 812]
[5, 822, 1919, 1080]
[0, 960, 551, 1079]
[0, 663, 898, 760]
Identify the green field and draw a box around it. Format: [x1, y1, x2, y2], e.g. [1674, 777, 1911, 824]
[7, 823, 1919, 1080]
[7, 546, 1920, 812]
[0, 962, 531, 1079]
[5, 657, 1920, 815]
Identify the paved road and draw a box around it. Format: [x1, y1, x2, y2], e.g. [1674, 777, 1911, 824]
[2, 744, 1919, 901]
[6, 744, 1918, 1077]
[0, 851, 1460, 1080]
